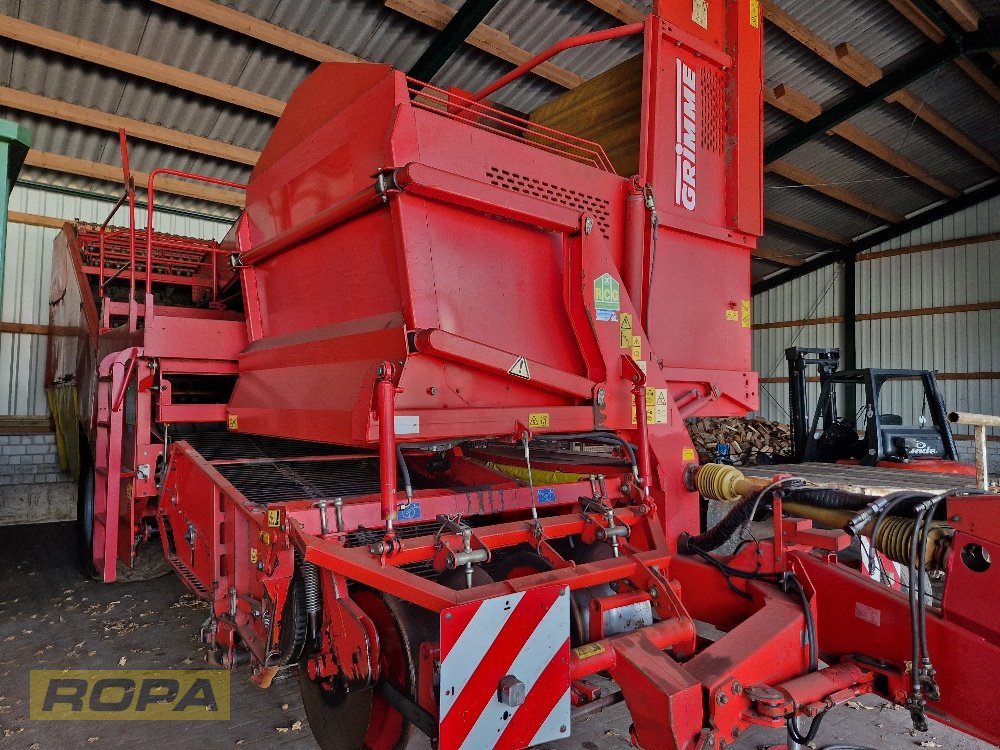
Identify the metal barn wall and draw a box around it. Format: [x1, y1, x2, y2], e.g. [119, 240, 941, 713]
[752, 194, 1000, 458]
[0, 185, 231, 416]
[857, 195, 1000, 437]
[752, 263, 844, 424]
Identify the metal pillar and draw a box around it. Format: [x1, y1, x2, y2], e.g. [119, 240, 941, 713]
[0, 119, 32, 315]
[842, 255, 857, 418]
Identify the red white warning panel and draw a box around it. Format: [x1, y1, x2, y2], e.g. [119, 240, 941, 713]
[438, 585, 571, 750]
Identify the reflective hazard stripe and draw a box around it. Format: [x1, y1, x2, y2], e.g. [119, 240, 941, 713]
[439, 586, 571, 750]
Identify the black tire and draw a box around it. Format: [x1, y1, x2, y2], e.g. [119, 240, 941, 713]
[76, 429, 96, 577]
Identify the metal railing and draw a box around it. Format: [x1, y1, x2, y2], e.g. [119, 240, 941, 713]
[93, 130, 246, 317]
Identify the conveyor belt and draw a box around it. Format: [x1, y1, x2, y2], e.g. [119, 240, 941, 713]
[175, 431, 364, 462]
[741, 462, 979, 497]
[175, 431, 381, 504]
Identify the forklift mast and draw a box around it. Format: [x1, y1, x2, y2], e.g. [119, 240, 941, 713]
[785, 346, 841, 461]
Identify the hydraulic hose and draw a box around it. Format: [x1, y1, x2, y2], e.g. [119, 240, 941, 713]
[680, 491, 762, 553]
[782, 487, 874, 512]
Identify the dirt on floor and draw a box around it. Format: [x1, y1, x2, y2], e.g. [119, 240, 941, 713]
[0, 522, 993, 750]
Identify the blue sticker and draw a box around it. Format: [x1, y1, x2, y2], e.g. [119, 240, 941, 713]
[397, 502, 421, 521]
[595, 308, 618, 322]
[537, 488, 557, 504]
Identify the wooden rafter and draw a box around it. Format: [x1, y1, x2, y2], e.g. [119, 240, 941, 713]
[764, 209, 849, 245]
[22, 150, 245, 208]
[385, 0, 584, 89]
[766, 84, 960, 197]
[753, 243, 806, 266]
[888, 90, 1000, 172]
[888, 0, 1000, 103]
[761, 0, 882, 85]
[586, 0, 644, 24]
[0, 15, 285, 117]
[148, 0, 360, 63]
[759, 1, 999, 174]
[0, 86, 260, 166]
[767, 161, 905, 224]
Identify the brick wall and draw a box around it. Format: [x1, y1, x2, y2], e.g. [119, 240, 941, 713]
[0, 433, 68, 485]
[955, 439, 1000, 475]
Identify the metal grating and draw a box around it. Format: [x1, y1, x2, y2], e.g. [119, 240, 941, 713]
[214, 457, 383, 505]
[700, 68, 725, 155]
[176, 431, 363, 462]
[486, 166, 612, 239]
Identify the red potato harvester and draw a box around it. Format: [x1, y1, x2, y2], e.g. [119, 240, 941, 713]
[46, 1, 1000, 748]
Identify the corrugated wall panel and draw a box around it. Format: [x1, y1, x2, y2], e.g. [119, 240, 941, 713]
[1, 186, 231, 416]
[753, 196, 999, 456]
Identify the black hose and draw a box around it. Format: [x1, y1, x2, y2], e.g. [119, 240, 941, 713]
[783, 487, 875, 511]
[534, 432, 638, 472]
[786, 711, 825, 745]
[786, 572, 817, 671]
[681, 492, 762, 552]
[396, 444, 412, 499]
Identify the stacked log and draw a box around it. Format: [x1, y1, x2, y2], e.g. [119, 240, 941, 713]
[687, 417, 792, 466]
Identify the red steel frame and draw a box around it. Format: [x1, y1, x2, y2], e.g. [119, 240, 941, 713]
[56, 2, 1000, 749]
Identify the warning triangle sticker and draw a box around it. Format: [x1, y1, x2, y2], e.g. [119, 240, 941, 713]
[656, 390, 668, 405]
[508, 356, 531, 380]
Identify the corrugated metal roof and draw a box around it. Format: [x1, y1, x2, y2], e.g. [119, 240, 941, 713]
[0, 0, 997, 284]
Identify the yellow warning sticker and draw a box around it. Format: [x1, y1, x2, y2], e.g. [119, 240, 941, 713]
[227, 414, 238, 430]
[528, 412, 550, 429]
[726, 309, 738, 322]
[267, 510, 281, 528]
[258, 531, 270, 545]
[573, 642, 606, 660]
[692, 0, 708, 28]
[631, 335, 642, 362]
[741, 299, 751, 328]
[249, 548, 258, 564]
[750, 0, 761, 28]
[683, 447, 696, 461]
[619, 312, 633, 349]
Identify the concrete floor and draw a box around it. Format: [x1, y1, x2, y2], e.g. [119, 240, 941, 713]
[0, 522, 993, 750]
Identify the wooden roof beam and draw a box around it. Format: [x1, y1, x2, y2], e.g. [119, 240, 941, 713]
[754, 243, 806, 266]
[148, 0, 360, 63]
[888, 90, 1000, 172]
[764, 209, 850, 245]
[586, 1, 644, 24]
[0, 15, 285, 117]
[22, 150, 245, 208]
[761, 2, 999, 175]
[0, 86, 260, 166]
[761, 0, 883, 85]
[888, 0, 1000, 102]
[385, 0, 584, 89]
[766, 84, 960, 197]
[767, 161, 905, 223]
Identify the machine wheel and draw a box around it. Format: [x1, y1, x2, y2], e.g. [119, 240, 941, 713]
[299, 590, 433, 750]
[76, 432, 96, 576]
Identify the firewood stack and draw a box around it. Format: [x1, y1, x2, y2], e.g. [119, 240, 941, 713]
[687, 417, 792, 466]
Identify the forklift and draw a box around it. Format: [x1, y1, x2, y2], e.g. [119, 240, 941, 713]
[785, 347, 975, 475]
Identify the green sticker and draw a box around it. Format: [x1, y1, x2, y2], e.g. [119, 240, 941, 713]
[594, 273, 620, 311]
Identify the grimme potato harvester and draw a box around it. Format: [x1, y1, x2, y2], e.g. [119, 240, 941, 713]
[47, 2, 1000, 748]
